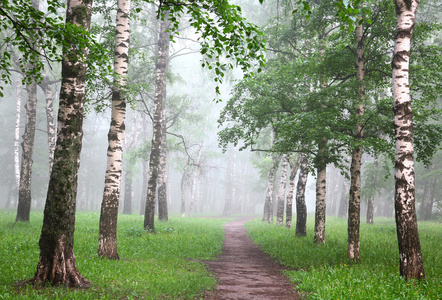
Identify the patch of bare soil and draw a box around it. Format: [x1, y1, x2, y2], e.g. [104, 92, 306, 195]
[203, 217, 301, 300]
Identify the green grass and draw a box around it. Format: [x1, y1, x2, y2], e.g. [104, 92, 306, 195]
[0, 211, 231, 299]
[245, 216, 442, 299]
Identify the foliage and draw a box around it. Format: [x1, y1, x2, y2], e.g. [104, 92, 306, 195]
[245, 217, 442, 299]
[0, 0, 110, 97]
[157, 0, 266, 94]
[218, 0, 442, 173]
[0, 212, 231, 299]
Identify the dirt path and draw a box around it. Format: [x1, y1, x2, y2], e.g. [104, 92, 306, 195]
[203, 217, 301, 300]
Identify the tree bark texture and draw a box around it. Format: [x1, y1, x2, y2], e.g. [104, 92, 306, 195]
[98, 0, 131, 259]
[14, 76, 22, 190]
[263, 154, 280, 223]
[347, 20, 365, 262]
[314, 164, 326, 243]
[28, 0, 92, 288]
[295, 154, 308, 236]
[157, 33, 170, 221]
[285, 155, 300, 229]
[144, 12, 169, 232]
[157, 119, 168, 220]
[16, 82, 37, 222]
[40, 74, 56, 172]
[392, 0, 425, 281]
[276, 155, 288, 226]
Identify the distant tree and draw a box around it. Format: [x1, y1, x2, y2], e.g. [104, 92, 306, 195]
[15, 0, 40, 223]
[285, 155, 300, 229]
[276, 154, 288, 226]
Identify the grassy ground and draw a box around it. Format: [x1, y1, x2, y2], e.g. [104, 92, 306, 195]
[0, 211, 231, 299]
[245, 216, 442, 299]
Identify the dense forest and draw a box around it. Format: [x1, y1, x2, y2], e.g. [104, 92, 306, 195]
[0, 0, 441, 298]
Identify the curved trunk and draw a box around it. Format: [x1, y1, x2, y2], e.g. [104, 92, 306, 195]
[295, 154, 308, 236]
[28, 0, 92, 288]
[276, 155, 288, 226]
[144, 12, 170, 232]
[347, 19, 365, 263]
[392, 0, 425, 281]
[98, 0, 131, 259]
[16, 82, 37, 222]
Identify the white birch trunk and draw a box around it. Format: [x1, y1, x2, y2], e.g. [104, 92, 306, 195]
[98, 0, 131, 259]
[276, 154, 288, 226]
[14, 76, 22, 189]
[392, 0, 425, 281]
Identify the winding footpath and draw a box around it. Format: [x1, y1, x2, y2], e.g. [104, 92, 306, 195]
[203, 217, 301, 299]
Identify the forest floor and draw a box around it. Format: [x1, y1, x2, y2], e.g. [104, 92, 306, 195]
[202, 217, 302, 300]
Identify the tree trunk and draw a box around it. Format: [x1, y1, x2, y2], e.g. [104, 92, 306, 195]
[263, 153, 280, 223]
[392, 0, 425, 281]
[122, 110, 141, 215]
[28, 0, 92, 288]
[144, 12, 170, 232]
[16, 82, 37, 222]
[366, 158, 378, 224]
[295, 154, 308, 236]
[122, 170, 133, 214]
[40, 74, 56, 172]
[347, 19, 365, 263]
[157, 114, 168, 220]
[180, 172, 187, 217]
[419, 165, 436, 221]
[139, 160, 148, 215]
[14, 76, 22, 191]
[338, 179, 349, 218]
[157, 27, 170, 221]
[276, 155, 288, 226]
[314, 164, 326, 243]
[98, 0, 131, 259]
[285, 155, 300, 229]
[223, 149, 235, 216]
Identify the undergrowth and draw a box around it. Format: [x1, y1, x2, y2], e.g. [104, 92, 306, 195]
[245, 216, 441, 299]
[0, 211, 230, 299]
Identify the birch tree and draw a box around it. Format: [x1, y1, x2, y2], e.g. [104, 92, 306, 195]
[15, 0, 39, 223]
[28, 0, 93, 288]
[347, 17, 365, 262]
[276, 154, 288, 226]
[98, 0, 131, 260]
[285, 155, 300, 229]
[144, 11, 170, 232]
[391, 0, 425, 281]
[295, 154, 308, 236]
